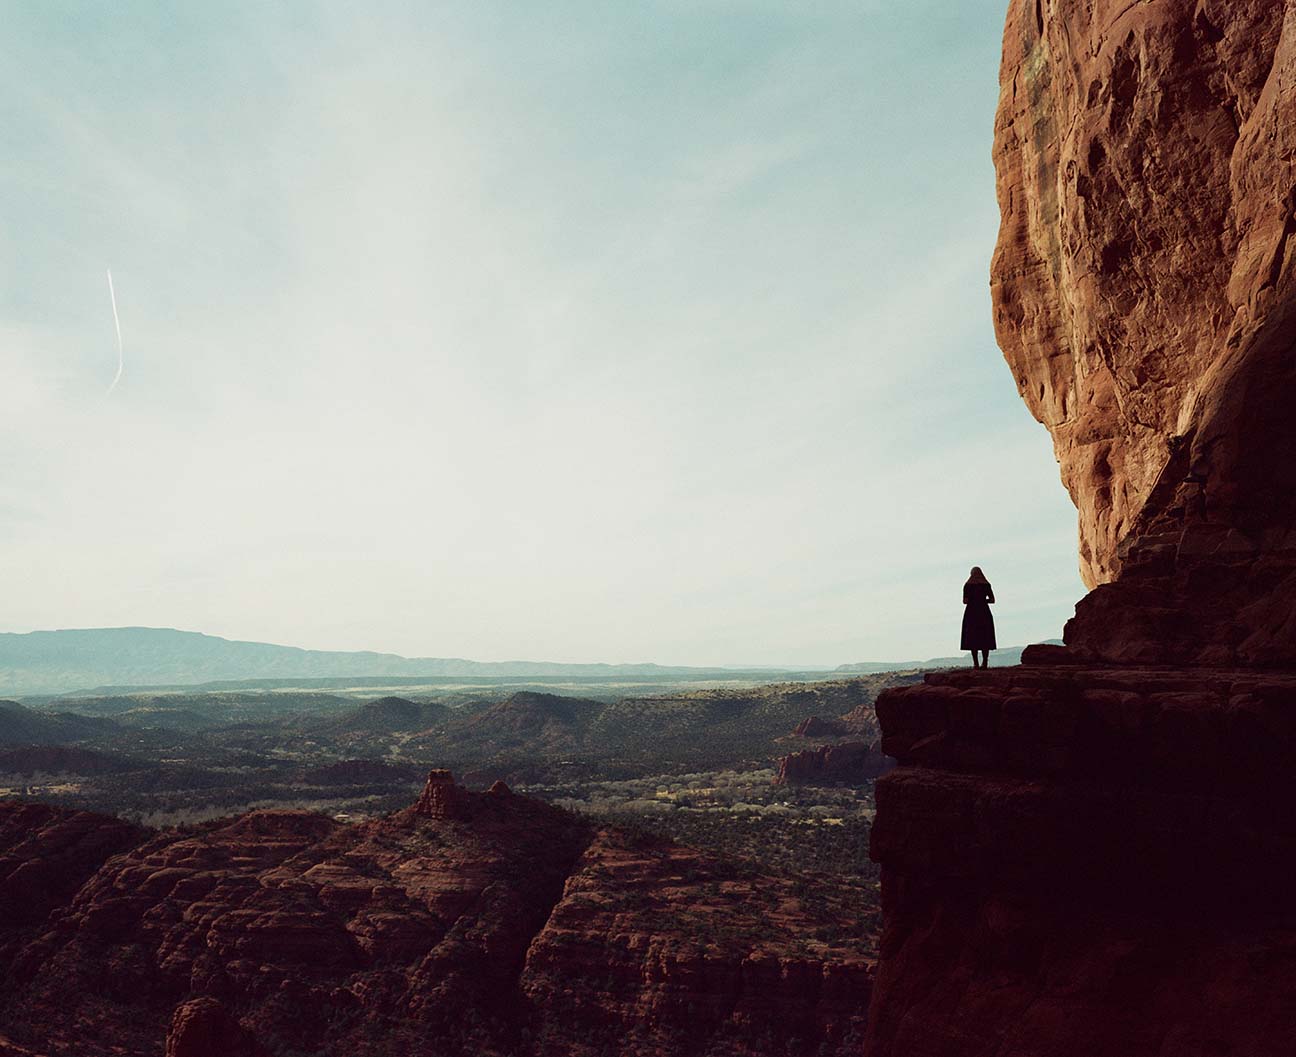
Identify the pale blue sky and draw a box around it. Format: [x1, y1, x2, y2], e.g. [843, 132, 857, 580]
[1, 1, 1084, 665]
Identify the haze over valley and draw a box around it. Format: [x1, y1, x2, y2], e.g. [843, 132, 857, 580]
[0, 626, 1040, 697]
[13, 0, 1294, 1053]
[0, 642, 915, 1054]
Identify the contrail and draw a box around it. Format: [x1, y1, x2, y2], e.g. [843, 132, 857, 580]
[106, 268, 124, 394]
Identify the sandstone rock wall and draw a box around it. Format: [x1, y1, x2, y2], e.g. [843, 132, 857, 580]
[861, 3, 1296, 1050]
[992, 0, 1296, 664]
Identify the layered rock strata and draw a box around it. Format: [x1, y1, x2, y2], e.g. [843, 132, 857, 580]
[524, 830, 873, 1055]
[0, 803, 142, 935]
[0, 772, 872, 1056]
[863, 665, 1296, 1056]
[991, 0, 1296, 664]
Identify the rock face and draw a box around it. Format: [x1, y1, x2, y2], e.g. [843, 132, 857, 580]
[0, 803, 142, 933]
[991, 0, 1296, 664]
[524, 830, 872, 1055]
[165, 998, 267, 1057]
[861, 3, 1296, 1050]
[0, 771, 873, 1056]
[864, 666, 1296, 1056]
[773, 741, 893, 787]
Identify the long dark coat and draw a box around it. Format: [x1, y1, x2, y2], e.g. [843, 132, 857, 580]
[960, 581, 997, 650]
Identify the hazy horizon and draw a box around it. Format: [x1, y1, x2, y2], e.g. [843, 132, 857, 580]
[3, 2, 1085, 667]
[0, 622, 1046, 672]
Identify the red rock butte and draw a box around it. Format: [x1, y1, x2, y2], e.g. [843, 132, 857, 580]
[413, 768, 470, 819]
[863, 3, 1296, 1054]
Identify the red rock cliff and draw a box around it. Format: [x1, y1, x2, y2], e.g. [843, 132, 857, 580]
[992, 0, 1296, 664]
[862, 4, 1296, 1053]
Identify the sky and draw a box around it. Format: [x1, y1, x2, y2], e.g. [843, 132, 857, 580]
[1, 1, 1085, 667]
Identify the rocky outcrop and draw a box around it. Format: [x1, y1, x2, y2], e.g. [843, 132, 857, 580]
[774, 741, 893, 787]
[523, 829, 872, 1056]
[0, 803, 142, 934]
[412, 768, 470, 818]
[991, 0, 1296, 665]
[0, 775, 874, 1056]
[165, 998, 267, 1057]
[864, 666, 1296, 1056]
[793, 716, 851, 738]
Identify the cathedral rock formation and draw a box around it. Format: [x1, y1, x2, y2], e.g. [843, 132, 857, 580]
[992, 0, 1296, 665]
[863, 2, 1296, 1053]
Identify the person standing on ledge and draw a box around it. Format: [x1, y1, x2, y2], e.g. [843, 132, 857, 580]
[961, 566, 996, 668]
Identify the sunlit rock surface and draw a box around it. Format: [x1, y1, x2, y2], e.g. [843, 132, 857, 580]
[862, 3, 1296, 1052]
[991, 0, 1296, 664]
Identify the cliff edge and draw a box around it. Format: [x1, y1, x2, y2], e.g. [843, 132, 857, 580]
[863, 2, 1296, 1053]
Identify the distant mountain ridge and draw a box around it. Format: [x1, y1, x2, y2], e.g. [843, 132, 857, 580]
[0, 627, 764, 697]
[0, 626, 1060, 697]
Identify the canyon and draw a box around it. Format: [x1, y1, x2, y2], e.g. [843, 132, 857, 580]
[7, 1, 1295, 1053]
[0, 771, 872, 1057]
[863, 1, 1296, 1053]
